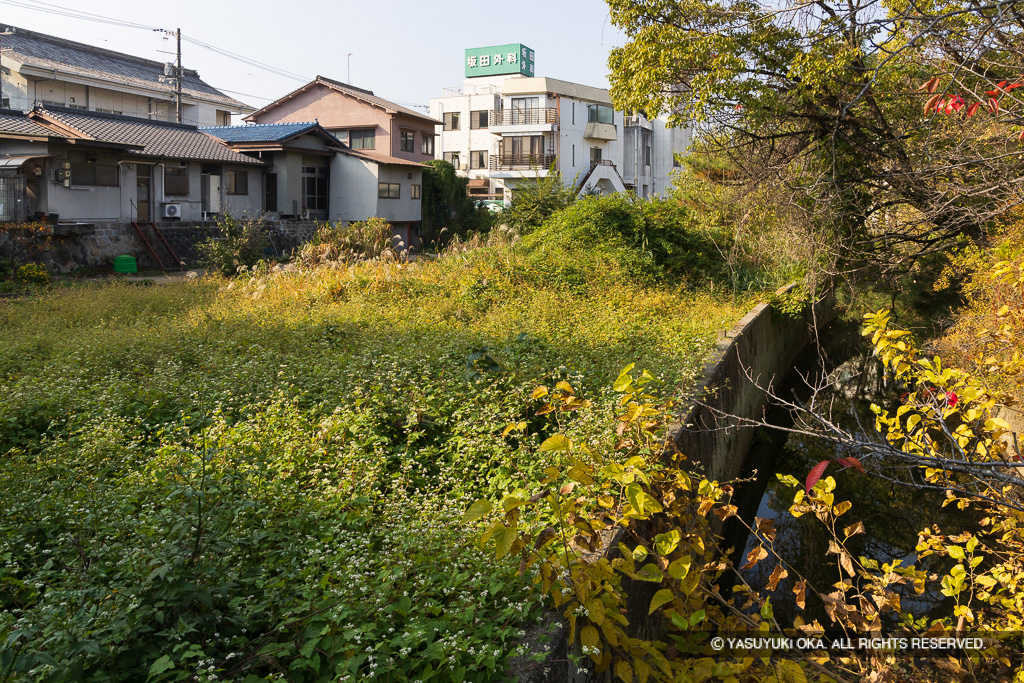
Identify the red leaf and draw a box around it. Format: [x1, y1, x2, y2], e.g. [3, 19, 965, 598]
[946, 391, 959, 407]
[949, 95, 964, 113]
[1006, 83, 1022, 91]
[986, 90, 999, 97]
[990, 98, 1000, 114]
[997, 80, 1008, 89]
[837, 457, 866, 473]
[966, 102, 981, 117]
[1019, 129, 1024, 142]
[806, 461, 830, 493]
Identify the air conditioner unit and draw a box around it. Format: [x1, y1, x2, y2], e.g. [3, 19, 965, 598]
[161, 203, 182, 219]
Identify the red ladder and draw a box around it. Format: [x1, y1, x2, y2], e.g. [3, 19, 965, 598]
[131, 222, 182, 270]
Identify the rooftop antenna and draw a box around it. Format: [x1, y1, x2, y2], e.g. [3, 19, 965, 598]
[345, 53, 352, 84]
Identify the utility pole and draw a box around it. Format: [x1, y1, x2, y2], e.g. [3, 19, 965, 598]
[0, 27, 14, 109]
[175, 28, 182, 123]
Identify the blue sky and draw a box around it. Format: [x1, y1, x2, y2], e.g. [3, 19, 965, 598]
[0, 0, 629, 114]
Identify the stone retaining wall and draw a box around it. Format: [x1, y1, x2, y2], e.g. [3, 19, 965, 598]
[2, 220, 322, 273]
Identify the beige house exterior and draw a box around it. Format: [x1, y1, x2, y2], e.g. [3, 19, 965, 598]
[246, 76, 439, 165]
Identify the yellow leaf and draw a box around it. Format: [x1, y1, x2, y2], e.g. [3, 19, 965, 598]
[539, 435, 571, 452]
[615, 660, 634, 683]
[502, 421, 526, 437]
[776, 659, 809, 683]
[580, 625, 600, 649]
[649, 588, 674, 614]
[461, 499, 492, 524]
[531, 386, 548, 399]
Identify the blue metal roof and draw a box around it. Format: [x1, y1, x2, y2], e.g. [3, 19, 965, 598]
[199, 122, 324, 143]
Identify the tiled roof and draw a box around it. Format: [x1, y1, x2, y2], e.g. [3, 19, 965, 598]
[0, 108, 71, 138]
[200, 121, 335, 143]
[0, 24, 252, 112]
[334, 146, 427, 168]
[247, 76, 439, 125]
[31, 106, 263, 165]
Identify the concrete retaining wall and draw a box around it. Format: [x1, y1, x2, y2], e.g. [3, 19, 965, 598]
[512, 283, 837, 682]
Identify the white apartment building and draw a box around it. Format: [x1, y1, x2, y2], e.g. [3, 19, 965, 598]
[429, 44, 691, 206]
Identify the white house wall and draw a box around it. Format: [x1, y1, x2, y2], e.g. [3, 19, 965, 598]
[220, 166, 262, 217]
[329, 153, 378, 222]
[375, 164, 422, 224]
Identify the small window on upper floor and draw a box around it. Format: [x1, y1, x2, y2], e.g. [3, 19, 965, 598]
[350, 129, 375, 149]
[470, 110, 488, 129]
[444, 112, 460, 131]
[422, 135, 435, 155]
[400, 130, 416, 153]
[587, 104, 614, 125]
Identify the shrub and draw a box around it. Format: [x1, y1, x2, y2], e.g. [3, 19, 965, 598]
[14, 262, 49, 285]
[195, 214, 271, 276]
[500, 165, 577, 234]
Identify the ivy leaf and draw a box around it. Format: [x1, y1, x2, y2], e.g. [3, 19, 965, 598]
[806, 460, 829, 492]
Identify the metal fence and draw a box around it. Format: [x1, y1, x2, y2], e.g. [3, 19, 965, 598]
[0, 174, 26, 222]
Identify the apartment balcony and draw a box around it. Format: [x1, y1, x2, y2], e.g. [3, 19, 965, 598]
[489, 153, 557, 172]
[489, 108, 558, 133]
[623, 115, 653, 130]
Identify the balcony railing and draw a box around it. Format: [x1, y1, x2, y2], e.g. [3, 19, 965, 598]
[490, 153, 557, 171]
[489, 108, 558, 127]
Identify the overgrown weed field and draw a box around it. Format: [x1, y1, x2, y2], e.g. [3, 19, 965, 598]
[0, 197, 791, 681]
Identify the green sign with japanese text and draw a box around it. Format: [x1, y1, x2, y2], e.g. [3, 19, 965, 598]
[465, 44, 535, 78]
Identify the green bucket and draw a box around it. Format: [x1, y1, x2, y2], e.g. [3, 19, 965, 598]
[113, 255, 138, 274]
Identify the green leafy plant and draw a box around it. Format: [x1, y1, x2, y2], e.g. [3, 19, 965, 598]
[195, 214, 272, 276]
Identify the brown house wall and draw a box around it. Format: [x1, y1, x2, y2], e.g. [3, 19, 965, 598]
[250, 84, 436, 163]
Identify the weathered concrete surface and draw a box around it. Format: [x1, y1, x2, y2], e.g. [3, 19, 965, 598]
[671, 284, 838, 483]
[521, 282, 838, 682]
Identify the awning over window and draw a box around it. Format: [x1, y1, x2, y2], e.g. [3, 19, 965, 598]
[468, 178, 488, 188]
[0, 154, 52, 168]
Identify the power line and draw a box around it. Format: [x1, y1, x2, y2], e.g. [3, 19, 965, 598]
[0, 0, 310, 84]
[0, 0, 161, 31]
[181, 36, 307, 82]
